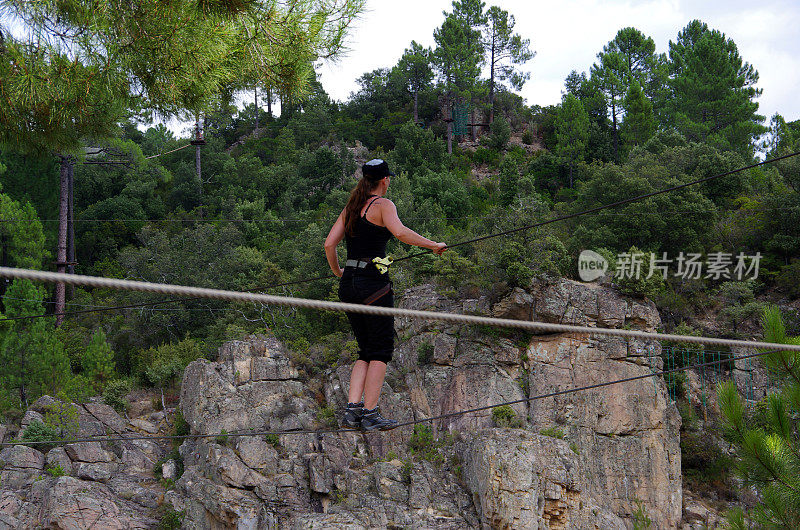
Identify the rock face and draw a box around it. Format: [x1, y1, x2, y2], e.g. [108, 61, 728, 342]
[2, 278, 683, 529]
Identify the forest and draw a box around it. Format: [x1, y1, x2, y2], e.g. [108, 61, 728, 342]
[2, 0, 800, 524]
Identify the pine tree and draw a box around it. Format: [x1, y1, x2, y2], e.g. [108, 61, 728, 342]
[555, 94, 589, 188]
[0, 280, 71, 408]
[393, 42, 434, 124]
[81, 328, 116, 392]
[668, 20, 766, 155]
[620, 81, 655, 152]
[717, 305, 800, 527]
[482, 6, 534, 124]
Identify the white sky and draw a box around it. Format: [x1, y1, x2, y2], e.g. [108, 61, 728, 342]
[317, 0, 800, 123]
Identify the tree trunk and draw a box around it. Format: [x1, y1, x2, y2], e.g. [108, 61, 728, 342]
[611, 99, 619, 163]
[413, 89, 419, 124]
[67, 161, 76, 298]
[267, 87, 273, 117]
[55, 156, 71, 327]
[254, 86, 259, 130]
[195, 118, 203, 215]
[489, 32, 496, 125]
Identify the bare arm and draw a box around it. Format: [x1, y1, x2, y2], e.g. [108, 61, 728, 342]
[324, 211, 346, 277]
[380, 200, 447, 255]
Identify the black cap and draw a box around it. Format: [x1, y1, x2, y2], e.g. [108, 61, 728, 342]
[362, 158, 394, 181]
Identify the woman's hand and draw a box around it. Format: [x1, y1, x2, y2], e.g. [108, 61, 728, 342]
[431, 242, 448, 255]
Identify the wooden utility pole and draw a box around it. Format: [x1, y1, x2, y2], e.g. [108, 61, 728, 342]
[55, 156, 75, 327]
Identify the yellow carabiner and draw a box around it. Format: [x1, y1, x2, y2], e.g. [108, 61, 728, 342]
[371, 256, 394, 274]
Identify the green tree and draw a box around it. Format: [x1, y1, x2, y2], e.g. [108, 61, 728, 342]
[667, 20, 766, 155]
[717, 305, 800, 527]
[620, 81, 656, 152]
[393, 42, 434, 124]
[555, 95, 589, 187]
[0, 280, 71, 408]
[482, 5, 534, 124]
[81, 328, 116, 392]
[433, 5, 484, 153]
[0, 187, 48, 269]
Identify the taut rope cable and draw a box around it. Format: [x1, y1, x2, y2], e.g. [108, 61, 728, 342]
[0, 348, 781, 447]
[143, 144, 192, 159]
[2, 267, 799, 354]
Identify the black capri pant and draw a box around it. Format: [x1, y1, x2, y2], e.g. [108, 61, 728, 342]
[338, 270, 394, 363]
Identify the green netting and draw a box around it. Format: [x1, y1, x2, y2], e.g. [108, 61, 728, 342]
[452, 103, 469, 136]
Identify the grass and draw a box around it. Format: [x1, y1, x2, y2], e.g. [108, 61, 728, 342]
[539, 427, 565, 439]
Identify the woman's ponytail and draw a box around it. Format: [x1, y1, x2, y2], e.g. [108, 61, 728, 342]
[344, 177, 378, 236]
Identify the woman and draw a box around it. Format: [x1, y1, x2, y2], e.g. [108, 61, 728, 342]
[324, 159, 447, 431]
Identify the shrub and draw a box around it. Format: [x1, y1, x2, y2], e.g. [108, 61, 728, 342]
[417, 341, 434, 365]
[407, 424, 445, 465]
[264, 433, 280, 448]
[19, 420, 62, 452]
[215, 429, 229, 445]
[539, 427, 565, 439]
[487, 115, 511, 151]
[135, 338, 205, 389]
[158, 506, 185, 530]
[46, 464, 66, 477]
[492, 405, 523, 428]
[316, 405, 337, 429]
[103, 379, 132, 414]
[522, 128, 535, 145]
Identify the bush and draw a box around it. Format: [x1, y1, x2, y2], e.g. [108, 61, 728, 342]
[103, 379, 132, 414]
[522, 128, 535, 145]
[136, 338, 204, 389]
[158, 506, 185, 530]
[417, 341, 434, 365]
[407, 424, 445, 465]
[81, 328, 116, 392]
[46, 464, 66, 477]
[316, 405, 337, 429]
[19, 420, 62, 452]
[492, 405, 523, 428]
[539, 427, 565, 439]
[487, 115, 511, 151]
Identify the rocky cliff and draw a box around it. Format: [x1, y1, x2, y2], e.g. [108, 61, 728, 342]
[0, 278, 683, 529]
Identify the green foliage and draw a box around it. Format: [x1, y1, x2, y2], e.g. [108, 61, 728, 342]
[539, 427, 565, 439]
[612, 246, 666, 299]
[103, 379, 132, 414]
[417, 341, 434, 365]
[215, 429, 229, 446]
[0, 191, 48, 269]
[555, 94, 589, 186]
[264, 433, 280, 448]
[81, 329, 116, 392]
[316, 406, 337, 429]
[407, 424, 445, 466]
[668, 20, 766, 155]
[632, 499, 653, 530]
[717, 306, 800, 525]
[19, 420, 62, 452]
[491, 405, 523, 428]
[136, 338, 205, 389]
[158, 506, 186, 530]
[718, 281, 763, 335]
[46, 464, 66, 477]
[0, 280, 71, 410]
[487, 115, 511, 151]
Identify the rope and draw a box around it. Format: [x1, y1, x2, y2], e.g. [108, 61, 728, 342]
[143, 144, 192, 159]
[1, 348, 780, 447]
[2, 267, 799, 353]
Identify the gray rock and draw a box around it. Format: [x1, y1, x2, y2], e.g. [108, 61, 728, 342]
[236, 436, 278, 475]
[65, 442, 115, 463]
[129, 418, 158, 434]
[29, 395, 57, 413]
[0, 445, 45, 470]
[161, 459, 177, 481]
[27, 476, 157, 528]
[83, 402, 128, 433]
[19, 410, 44, 430]
[45, 447, 73, 476]
[74, 461, 117, 482]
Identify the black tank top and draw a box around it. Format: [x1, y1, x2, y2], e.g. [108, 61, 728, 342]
[345, 196, 393, 260]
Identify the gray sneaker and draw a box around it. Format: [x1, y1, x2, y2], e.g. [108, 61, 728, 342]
[341, 402, 364, 429]
[360, 407, 398, 431]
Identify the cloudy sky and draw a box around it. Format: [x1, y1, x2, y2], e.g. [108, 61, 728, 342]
[318, 0, 800, 123]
